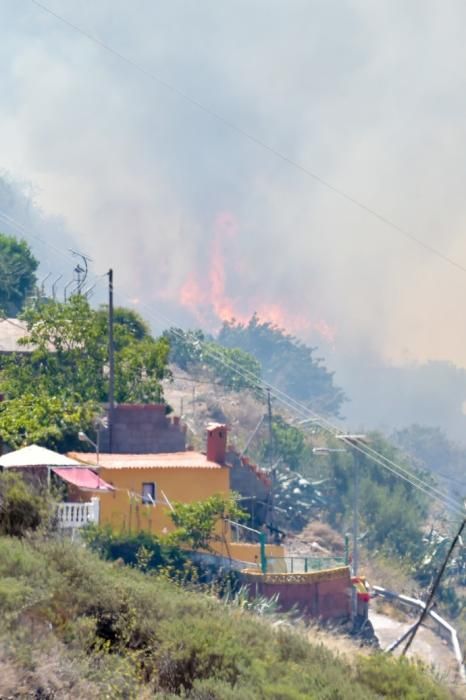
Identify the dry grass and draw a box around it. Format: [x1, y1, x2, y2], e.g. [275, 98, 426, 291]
[291, 520, 345, 556]
[304, 623, 374, 661]
[0, 637, 101, 700]
[163, 367, 265, 452]
[360, 552, 416, 594]
[373, 598, 410, 622]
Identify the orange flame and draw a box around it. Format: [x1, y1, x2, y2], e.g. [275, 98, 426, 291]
[175, 211, 336, 344]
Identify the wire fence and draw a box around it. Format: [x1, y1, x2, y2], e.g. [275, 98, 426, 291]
[266, 555, 346, 574]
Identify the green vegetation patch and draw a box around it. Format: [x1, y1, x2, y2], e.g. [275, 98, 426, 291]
[0, 536, 454, 699]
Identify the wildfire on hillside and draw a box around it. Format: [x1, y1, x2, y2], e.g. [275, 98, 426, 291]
[177, 212, 336, 343]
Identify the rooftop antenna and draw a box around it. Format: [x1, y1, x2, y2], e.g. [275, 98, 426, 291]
[51, 274, 63, 300]
[69, 249, 93, 295]
[73, 264, 85, 294]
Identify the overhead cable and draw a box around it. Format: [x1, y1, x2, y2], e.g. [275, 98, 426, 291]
[28, 0, 466, 276]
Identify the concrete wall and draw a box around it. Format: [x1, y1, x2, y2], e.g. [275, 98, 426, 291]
[100, 405, 186, 454]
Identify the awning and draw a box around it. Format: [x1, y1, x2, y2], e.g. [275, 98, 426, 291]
[52, 467, 114, 492]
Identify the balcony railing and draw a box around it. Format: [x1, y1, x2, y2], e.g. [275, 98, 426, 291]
[56, 497, 100, 529]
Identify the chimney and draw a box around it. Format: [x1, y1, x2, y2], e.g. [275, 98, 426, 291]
[206, 423, 227, 464]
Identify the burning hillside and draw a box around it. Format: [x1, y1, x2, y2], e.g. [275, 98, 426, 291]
[176, 211, 336, 343]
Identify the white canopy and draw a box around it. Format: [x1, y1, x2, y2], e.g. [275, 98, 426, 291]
[0, 444, 82, 468]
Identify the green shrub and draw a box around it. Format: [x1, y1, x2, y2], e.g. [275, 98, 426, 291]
[0, 536, 454, 699]
[0, 471, 49, 536]
[83, 524, 187, 571]
[356, 654, 451, 699]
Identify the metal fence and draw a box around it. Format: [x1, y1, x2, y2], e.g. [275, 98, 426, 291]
[266, 555, 346, 574]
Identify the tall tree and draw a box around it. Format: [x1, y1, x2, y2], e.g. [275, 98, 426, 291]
[218, 315, 346, 416]
[0, 296, 171, 449]
[163, 327, 261, 393]
[0, 233, 38, 316]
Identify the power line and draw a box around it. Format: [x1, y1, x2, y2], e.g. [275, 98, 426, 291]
[0, 208, 108, 298]
[402, 517, 466, 656]
[113, 292, 465, 516]
[0, 200, 462, 516]
[0, 210, 75, 267]
[29, 0, 466, 277]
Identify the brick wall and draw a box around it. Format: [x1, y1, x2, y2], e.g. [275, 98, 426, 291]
[100, 404, 186, 453]
[241, 568, 352, 621]
[226, 450, 271, 528]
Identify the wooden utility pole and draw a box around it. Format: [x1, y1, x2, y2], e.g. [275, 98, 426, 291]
[108, 268, 115, 452]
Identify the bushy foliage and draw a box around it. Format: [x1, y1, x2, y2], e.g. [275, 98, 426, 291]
[169, 493, 247, 551]
[0, 536, 452, 699]
[218, 315, 346, 416]
[202, 341, 262, 393]
[164, 327, 261, 393]
[327, 433, 429, 561]
[83, 525, 187, 572]
[0, 471, 49, 537]
[0, 392, 98, 451]
[0, 233, 38, 316]
[14, 296, 171, 403]
[163, 327, 205, 370]
[261, 416, 310, 470]
[0, 296, 171, 449]
[355, 654, 451, 699]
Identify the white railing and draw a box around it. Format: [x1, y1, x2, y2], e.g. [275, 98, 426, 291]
[56, 497, 100, 529]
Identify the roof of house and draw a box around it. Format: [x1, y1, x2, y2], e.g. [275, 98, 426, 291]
[68, 451, 224, 470]
[0, 444, 83, 468]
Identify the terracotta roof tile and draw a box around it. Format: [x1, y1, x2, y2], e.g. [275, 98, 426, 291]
[68, 451, 223, 470]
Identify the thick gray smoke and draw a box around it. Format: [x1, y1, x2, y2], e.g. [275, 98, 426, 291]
[2, 1, 466, 439]
[0, 174, 82, 295]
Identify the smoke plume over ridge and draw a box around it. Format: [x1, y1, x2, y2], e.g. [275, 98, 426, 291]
[2, 2, 466, 436]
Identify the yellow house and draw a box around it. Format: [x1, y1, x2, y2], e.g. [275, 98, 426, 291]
[70, 423, 283, 565]
[70, 450, 230, 536]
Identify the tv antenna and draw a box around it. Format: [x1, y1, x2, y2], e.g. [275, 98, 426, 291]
[69, 249, 93, 295]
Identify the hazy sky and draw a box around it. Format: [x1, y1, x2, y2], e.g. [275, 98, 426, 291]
[2, 1, 466, 373]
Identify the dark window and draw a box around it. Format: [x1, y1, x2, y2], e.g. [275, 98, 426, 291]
[142, 482, 156, 505]
[218, 431, 223, 438]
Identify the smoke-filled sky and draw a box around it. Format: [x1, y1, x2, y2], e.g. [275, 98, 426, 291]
[3, 1, 466, 436]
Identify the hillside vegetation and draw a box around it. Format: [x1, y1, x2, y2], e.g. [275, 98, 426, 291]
[0, 535, 456, 700]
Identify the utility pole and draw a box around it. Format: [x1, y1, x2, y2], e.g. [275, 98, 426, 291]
[108, 269, 115, 452]
[402, 517, 466, 656]
[352, 453, 360, 576]
[337, 434, 366, 577]
[267, 388, 273, 466]
[266, 388, 276, 528]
